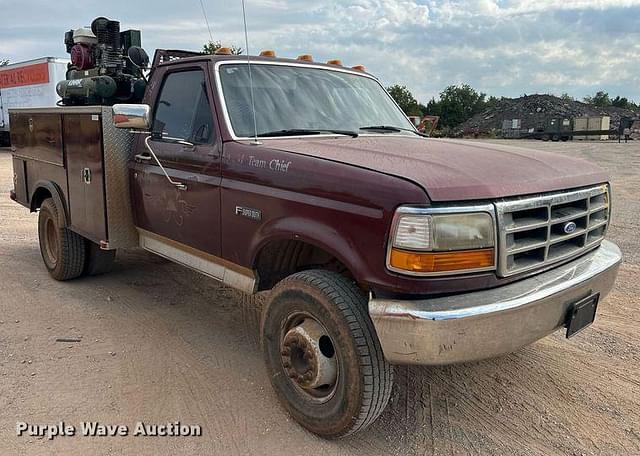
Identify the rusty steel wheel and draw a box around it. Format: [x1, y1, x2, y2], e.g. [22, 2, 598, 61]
[42, 214, 60, 267]
[262, 270, 393, 438]
[280, 312, 339, 403]
[38, 198, 85, 281]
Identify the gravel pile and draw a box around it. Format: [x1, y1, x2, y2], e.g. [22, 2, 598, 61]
[459, 94, 638, 134]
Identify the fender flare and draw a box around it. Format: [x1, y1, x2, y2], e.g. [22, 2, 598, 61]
[250, 216, 371, 284]
[30, 180, 70, 226]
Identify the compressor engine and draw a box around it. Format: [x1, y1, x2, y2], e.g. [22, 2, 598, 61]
[57, 17, 148, 106]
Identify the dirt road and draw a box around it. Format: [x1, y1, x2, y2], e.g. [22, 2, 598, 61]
[1, 141, 638, 455]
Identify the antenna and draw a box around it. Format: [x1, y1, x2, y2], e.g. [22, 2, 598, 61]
[241, 0, 261, 145]
[199, 0, 214, 43]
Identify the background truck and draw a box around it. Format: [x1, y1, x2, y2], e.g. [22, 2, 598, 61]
[0, 57, 68, 146]
[8, 18, 622, 438]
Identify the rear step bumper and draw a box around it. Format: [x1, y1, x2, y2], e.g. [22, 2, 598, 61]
[369, 240, 622, 365]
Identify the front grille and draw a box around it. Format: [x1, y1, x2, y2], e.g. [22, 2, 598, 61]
[495, 185, 609, 277]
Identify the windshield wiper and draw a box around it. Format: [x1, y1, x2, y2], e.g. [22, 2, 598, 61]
[359, 125, 427, 137]
[257, 129, 359, 138]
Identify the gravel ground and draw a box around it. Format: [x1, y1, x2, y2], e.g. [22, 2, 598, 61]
[0, 140, 638, 455]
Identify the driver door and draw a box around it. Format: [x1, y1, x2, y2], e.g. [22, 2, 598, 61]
[130, 63, 222, 256]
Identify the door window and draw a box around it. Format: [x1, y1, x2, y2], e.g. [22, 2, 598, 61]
[153, 70, 215, 144]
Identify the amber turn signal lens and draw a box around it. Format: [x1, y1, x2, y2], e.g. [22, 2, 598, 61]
[390, 248, 494, 273]
[327, 59, 343, 66]
[214, 47, 233, 55]
[352, 65, 366, 72]
[260, 50, 276, 57]
[297, 54, 314, 62]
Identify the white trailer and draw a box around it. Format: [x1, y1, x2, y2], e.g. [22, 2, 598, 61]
[0, 57, 69, 145]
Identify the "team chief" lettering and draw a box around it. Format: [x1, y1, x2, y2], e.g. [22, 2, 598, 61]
[16, 421, 202, 440]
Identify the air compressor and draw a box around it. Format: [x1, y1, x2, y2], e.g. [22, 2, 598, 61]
[57, 17, 148, 106]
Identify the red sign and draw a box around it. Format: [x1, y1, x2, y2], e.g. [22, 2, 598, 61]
[0, 62, 50, 89]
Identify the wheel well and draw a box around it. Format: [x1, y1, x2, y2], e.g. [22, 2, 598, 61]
[30, 187, 52, 212]
[254, 240, 353, 291]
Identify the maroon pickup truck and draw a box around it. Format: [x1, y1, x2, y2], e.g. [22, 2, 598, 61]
[9, 51, 621, 437]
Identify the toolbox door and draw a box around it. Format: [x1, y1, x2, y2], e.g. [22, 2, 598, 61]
[10, 113, 63, 166]
[64, 113, 107, 243]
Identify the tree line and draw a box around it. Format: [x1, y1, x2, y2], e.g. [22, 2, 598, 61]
[4, 44, 637, 130]
[387, 84, 639, 129]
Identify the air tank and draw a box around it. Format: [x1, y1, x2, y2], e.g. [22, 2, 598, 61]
[56, 76, 117, 105]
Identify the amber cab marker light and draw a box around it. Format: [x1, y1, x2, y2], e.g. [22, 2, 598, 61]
[260, 50, 276, 57]
[327, 59, 343, 66]
[297, 54, 314, 62]
[214, 47, 233, 55]
[390, 248, 494, 273]
[352, 65, 366, 72]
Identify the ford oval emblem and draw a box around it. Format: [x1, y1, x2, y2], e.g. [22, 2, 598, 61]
[564, 221, 577, 234]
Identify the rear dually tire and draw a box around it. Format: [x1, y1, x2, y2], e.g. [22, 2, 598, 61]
[37, 198, 85, 281]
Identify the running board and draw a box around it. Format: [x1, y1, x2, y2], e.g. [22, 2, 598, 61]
[138, 230, 257, 294]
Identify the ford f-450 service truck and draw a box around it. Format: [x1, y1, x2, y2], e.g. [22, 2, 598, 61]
[9, 48, 621, 437]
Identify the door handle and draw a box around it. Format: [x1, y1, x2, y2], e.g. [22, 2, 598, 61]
[143, 135, 188, 191]
[135, 153, 152, 162]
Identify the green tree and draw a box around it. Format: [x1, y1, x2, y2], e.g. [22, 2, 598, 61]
[203, 41, 243, 55]
[0, 58, 9, 66]
[386, 85, 422, 116]
[560, 93, 574, 102]
[429, 84, 486, 128]
[611, 96, 630, 109]
[584, 91, 611, 107]
[425, 97, 440, 115]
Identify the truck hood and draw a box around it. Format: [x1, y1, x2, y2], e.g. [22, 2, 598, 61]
[264, 136, 608, 201]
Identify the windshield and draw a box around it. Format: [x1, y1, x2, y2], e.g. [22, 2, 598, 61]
[218, 63, 415, 138]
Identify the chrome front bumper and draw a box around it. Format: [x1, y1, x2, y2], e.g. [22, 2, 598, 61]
[369, 240, 622, 365]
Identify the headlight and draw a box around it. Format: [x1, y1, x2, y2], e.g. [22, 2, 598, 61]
[388, 206, 496, 275]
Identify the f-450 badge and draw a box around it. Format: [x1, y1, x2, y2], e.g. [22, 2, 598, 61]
[235, 206, 262, 221]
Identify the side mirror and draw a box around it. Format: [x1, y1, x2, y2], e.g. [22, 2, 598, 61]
[112, 104, 151, 130]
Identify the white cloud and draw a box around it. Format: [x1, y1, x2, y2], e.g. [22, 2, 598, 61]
[1, 0, 639, 102]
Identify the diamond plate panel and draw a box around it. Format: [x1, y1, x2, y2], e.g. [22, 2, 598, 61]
[101, 106, 138, 249]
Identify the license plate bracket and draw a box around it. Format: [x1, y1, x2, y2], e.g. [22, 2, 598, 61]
[566, 293, 600, 338]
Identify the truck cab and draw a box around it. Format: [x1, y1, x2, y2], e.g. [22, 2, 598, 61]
[10, 50, 622, 438]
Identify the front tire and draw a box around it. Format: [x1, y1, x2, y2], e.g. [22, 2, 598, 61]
[38, 198, 85, 281]
[261, 270, 393, 438]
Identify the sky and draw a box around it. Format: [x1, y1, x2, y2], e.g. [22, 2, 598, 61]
[1, 0, 639, 104]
